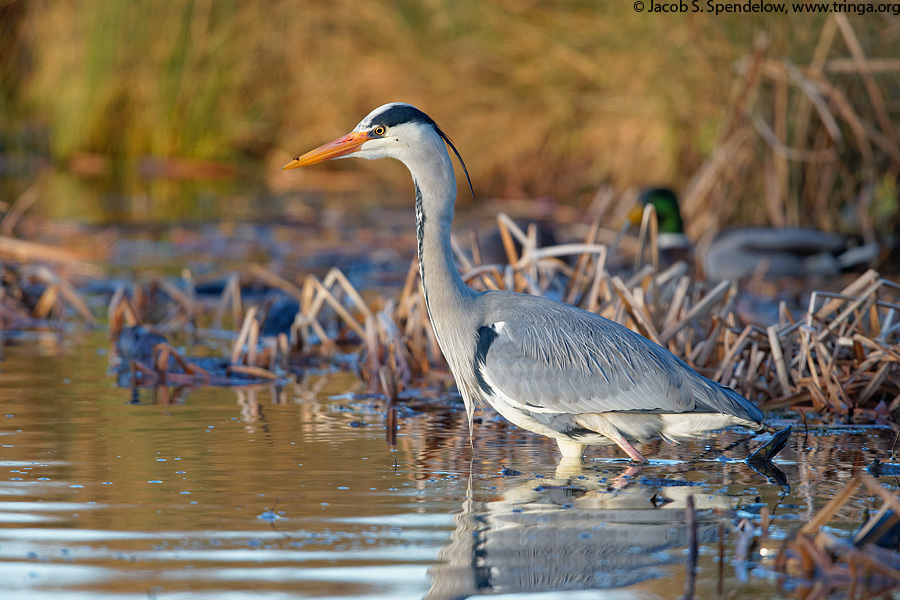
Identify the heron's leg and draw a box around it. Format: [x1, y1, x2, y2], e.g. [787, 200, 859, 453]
[613, 437, 649, 464]
[556, 438, 586, 459]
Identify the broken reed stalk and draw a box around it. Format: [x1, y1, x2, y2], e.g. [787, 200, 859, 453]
[776, 471, 900, 596]
[231, 307, 259, 364]
[32, 266, 97, 325]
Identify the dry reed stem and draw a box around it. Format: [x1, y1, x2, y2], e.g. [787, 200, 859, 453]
[212, 273, 243, 330]
[0, 235, 99, 265]
[752, 112, 836, 163]
[565, 219, 600, 303]
[231, 306, 259, 364]
[833, 15, 898, 159]
[450, 235, 474, 274]
[777, 471, 900, 589]
[107, 289, 138, 338]
[293, 314, 336, 356]
[322, 268, 373, 317]
[29, 266, 96, 325]
[767, 60, 843, 144]
[0, 185, 39, 237]
[227, 364, 280, 380]
[660, 280, 731, 344]
[147, 275, 195, 316]
[152, 342, 210, 380]
[633, 203, 659, 274]
[826, 58, 900, 73]
[247, 264, 304, 300]
[611, 277, 661, 345]
[247, 318, 259, 366]
[585, 249, 609, 314]
[713, 325, 753, 383]
[303, 274, 368, 339]
[31, 285, 58, 320]
[767, 324, 792, 396]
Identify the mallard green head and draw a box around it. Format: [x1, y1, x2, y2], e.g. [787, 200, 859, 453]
[630, 188, 685, 235]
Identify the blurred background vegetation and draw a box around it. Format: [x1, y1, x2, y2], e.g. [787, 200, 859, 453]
[0, 1, 898, 234]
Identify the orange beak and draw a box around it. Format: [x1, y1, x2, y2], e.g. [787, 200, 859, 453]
[281, 131, 373, 170]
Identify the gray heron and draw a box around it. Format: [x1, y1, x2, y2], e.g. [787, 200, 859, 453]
[282, 103, 765, 463]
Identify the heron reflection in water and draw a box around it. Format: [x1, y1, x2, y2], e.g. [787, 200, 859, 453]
[424, 467, 731, 599]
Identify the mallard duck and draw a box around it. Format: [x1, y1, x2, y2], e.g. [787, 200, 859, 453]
[631, 188, 879, 282]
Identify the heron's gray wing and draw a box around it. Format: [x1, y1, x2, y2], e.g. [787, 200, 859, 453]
[476, 297, 700, 415]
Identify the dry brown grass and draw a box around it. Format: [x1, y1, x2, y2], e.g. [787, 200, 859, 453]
[679, 18, 900, 241]
[128, 209, 897, 419]
[9, 3, 897, 231]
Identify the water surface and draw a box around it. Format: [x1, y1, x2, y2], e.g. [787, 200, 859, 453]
[0, 329, 896, 599]
[1, 174, 897, 598]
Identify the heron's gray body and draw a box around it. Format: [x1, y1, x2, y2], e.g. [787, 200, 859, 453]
[427, 283, 763, 457]
[286, 103, 765, 461]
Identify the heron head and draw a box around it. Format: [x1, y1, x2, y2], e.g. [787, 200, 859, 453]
[280, 103, 431, 168]
[281, 103, 475, 200]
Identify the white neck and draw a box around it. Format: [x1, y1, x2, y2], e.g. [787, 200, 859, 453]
[401, 133, 478, 363]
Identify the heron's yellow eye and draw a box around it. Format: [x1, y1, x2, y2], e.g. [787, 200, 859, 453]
[373, 126, 386, 136]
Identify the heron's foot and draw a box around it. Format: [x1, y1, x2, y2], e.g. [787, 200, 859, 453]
[614, 437, 649, 464]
